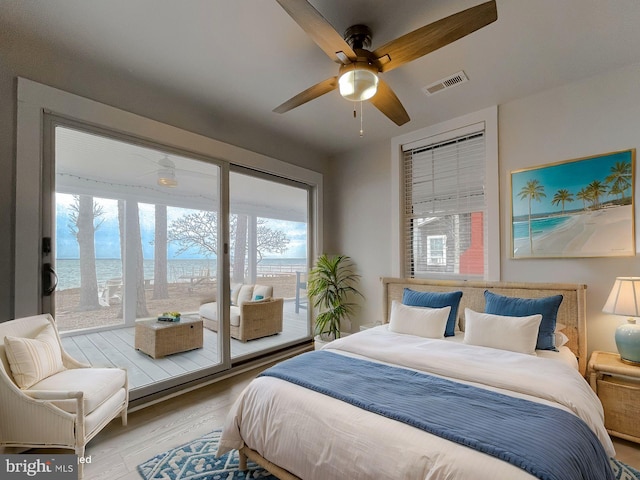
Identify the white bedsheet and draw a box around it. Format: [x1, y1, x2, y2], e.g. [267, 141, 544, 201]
[219, 327, 614, 480]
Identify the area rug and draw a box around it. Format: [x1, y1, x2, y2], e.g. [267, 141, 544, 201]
[139, 429, 640, 480]
[611, 457, 640, 480]
[137, 429, 276, 480]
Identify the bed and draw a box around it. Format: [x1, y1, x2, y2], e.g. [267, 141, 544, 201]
[217, 278, 615, 480]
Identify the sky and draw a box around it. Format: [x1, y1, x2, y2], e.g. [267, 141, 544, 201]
[55, 194, 307, 260]
[511, 150, 633, 217]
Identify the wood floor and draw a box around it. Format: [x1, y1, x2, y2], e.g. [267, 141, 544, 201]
[60, 299, 310, 395]
[24, 362, 640, 479]
[83, 365, 267, 480]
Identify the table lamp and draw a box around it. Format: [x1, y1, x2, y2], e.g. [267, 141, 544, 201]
[603, 277, 640, 365]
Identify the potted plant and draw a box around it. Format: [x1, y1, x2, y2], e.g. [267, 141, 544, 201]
[307, 254, 364, 349]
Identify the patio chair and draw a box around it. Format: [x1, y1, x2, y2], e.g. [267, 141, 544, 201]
[0, 314, 128, 479]
[199, 284, 284, 342]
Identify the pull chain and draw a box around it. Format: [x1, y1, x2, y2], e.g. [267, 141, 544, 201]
[359, 100, 364, 137]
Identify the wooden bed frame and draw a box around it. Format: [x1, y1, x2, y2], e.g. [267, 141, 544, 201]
[238, 277, 588, 479]
[382, 278, 588, 375]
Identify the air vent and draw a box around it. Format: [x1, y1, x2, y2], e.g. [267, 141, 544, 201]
[422, 71, 469, 96]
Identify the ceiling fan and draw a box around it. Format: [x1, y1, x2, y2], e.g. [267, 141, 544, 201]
[273, 0, 498, 126]
[137, 154, 214, 188]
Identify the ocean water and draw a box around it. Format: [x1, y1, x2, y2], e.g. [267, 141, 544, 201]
[513, 216, 571, 239]
[55, 258, 307, 290]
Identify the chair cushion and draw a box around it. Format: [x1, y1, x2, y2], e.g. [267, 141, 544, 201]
[4, 323, 65, 389]
[237, 285, 254, 305]
[230, 308, 241, 327]
[253, 284, 273, 300]
[32, 367, 127, 415]
[230, 283, 243, 306]
[199, 301, 218, 320]
[199, 302, 241, 327]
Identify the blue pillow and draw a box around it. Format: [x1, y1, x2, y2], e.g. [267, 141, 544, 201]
[253, 295, 264, 301]
[483, 290, 563, 351]
[402, 288, 463, 337]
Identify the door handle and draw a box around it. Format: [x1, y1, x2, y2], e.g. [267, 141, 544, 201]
[42, 263, 58, 296]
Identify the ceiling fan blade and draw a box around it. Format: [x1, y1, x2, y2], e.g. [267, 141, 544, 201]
[373, 0, 497, 73]
[369, 78, 410, 126]
[276, 0, 357, 64]
[273, 76, 338, 114]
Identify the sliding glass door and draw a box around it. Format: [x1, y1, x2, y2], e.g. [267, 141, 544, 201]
[228, 169, 311, 361]
[40, 118, 314, 395]
[44, 120, 226, 390]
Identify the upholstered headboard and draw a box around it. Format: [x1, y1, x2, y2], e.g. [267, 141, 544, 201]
[381, 278, 588, 375]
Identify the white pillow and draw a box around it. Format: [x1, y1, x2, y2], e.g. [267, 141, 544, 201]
[4, 322, 65, 389]
[555, 331, 570, 347]
[388, 301, 451, 339]
[463, 308, 542, 355]
[236, 284, 255, 306]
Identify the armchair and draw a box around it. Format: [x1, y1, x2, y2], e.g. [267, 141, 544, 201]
[0, 314, 128, 479]
[199, 283, 284, 342]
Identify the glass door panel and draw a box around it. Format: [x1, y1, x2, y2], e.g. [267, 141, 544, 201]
[51, 124, 223, 390]
[229, 170, 311, 361]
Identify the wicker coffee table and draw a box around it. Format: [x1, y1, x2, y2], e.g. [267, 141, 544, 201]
[135, 317, 203, 359]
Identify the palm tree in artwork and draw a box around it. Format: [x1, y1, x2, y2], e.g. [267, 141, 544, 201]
[518, 179, 546, 254]
[551, 189, 574, 214]
[576, 188, 591, 211]
[605, 161, 632, 202]
[586, 180, 607, 209]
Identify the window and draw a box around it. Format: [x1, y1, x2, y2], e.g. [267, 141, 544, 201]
[391, 107, 499, 281]
[426, 234, 447, 266]
[403, 129, 486, 278]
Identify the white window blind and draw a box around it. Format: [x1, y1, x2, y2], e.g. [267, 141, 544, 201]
[403, 129, 486, 278]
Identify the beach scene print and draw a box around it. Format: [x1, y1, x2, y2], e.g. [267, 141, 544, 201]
[511, 149, 635, 258]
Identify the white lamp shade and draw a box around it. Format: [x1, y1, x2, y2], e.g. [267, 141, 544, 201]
[338, 67, 379, 102]
[603, 277, 640, 316]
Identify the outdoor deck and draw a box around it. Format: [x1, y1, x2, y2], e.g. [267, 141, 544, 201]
[60, 299, 310, 392]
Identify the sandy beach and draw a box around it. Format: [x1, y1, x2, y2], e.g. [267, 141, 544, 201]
[513, 204, 633, 257]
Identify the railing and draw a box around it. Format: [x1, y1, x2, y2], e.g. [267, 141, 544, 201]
[256, 264, 307, 276]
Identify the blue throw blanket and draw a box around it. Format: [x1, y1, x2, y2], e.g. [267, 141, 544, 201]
[260, 350, 614, 480]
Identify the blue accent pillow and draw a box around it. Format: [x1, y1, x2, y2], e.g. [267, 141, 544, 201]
[402, 288, 463, 337]
[253, 295, 264, 301]
[483, 290, 563, 351]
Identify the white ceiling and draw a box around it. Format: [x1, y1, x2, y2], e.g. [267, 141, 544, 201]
[55, 126, 308, 221]
[2, 0, 640, 157]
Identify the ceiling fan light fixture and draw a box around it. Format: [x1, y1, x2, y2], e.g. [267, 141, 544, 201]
[338, 64, 379, 102]
[157, 168, 178, 187]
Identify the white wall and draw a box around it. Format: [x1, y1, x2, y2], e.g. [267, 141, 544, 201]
[331, 62, 640, 357]
[499, 62, 640, 356]
[326, 139, 393, 327]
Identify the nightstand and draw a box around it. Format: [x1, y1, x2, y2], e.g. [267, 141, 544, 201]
[587, 350, 640, 443]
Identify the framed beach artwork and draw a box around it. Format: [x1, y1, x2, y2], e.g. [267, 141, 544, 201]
[511, 149, 636, 258]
